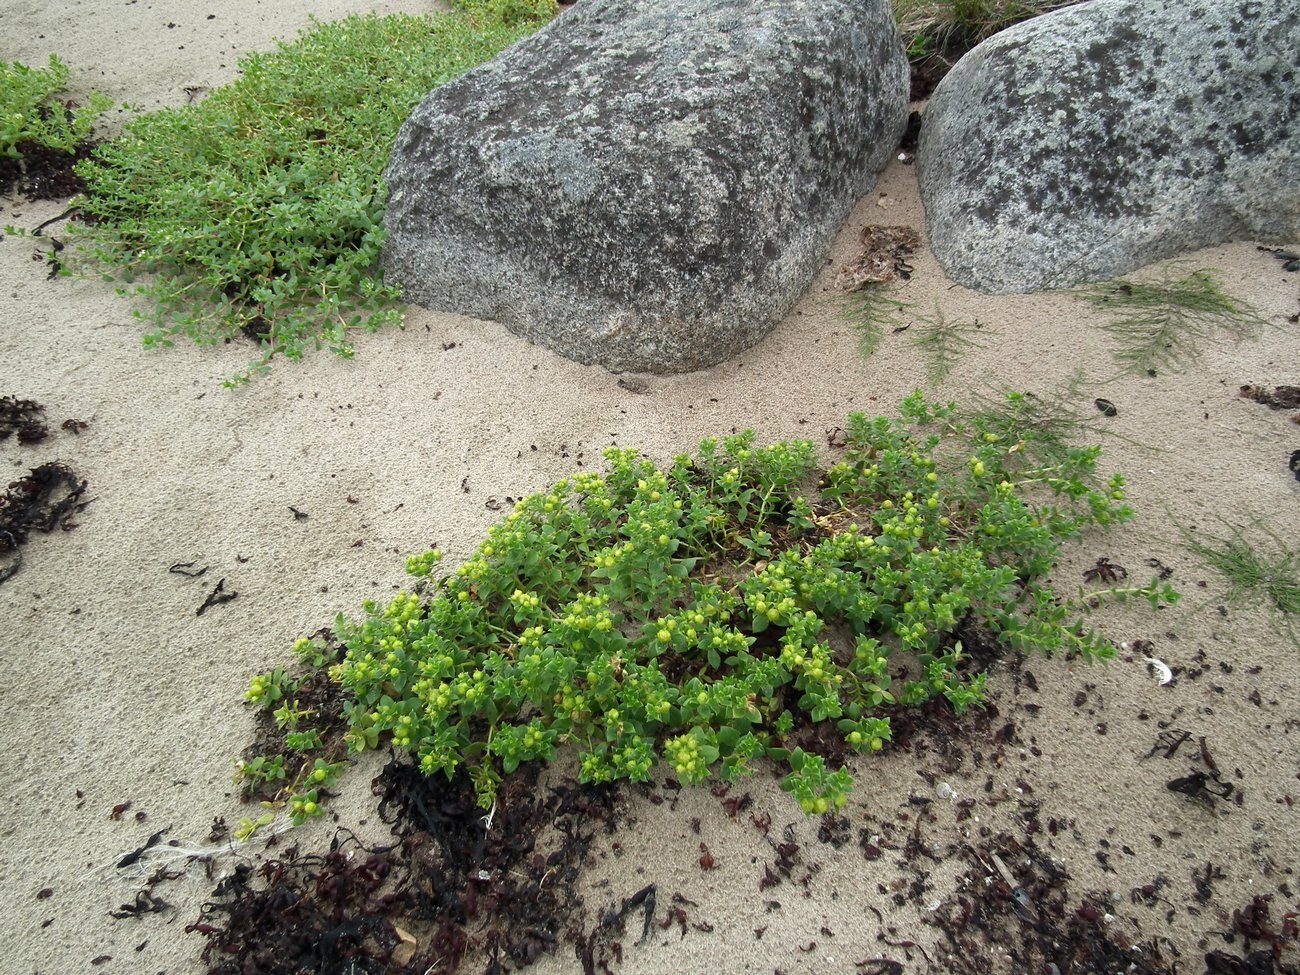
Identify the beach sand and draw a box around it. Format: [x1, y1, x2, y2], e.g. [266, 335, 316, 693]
[2, 3, 1298, 973]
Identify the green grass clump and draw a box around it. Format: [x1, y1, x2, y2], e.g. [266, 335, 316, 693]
[838, 285, 911, 358]
[911, 301, 990, 387]
[242, 392, 1177, 821]
[1183, 521, 1300, 619]
[72, 6, 554, 384]
[893, 0, 1085, 79]
[1074, 269, 1267, 377]
[452, 0, 558, 25]
[1, 55, 110, 159]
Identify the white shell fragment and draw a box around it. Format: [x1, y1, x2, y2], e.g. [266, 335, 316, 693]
[1143, 656, 1174, 686]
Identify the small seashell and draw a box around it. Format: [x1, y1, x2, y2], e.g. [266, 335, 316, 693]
[1143, 656, 1173, 686]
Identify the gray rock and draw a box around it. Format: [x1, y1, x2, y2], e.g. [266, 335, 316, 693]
[382, 0, 908, 373]
[917, 0, 1300, 294]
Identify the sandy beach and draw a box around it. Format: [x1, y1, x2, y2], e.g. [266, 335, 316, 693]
[2, 2, 1298, 973]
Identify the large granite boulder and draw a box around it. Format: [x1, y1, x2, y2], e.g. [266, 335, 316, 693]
[917, 0, 1300, 294]
[383, 0, 908, 373]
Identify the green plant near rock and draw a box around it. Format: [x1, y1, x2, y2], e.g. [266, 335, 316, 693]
[250, 393, 1176, 818]
[1, 54, 110, 159]
[911, 300, 991, 386]
[892, 0, 1084, 68]
[1074, 268, 1268, 378]
[69, 5, 554, 385]
[837, 284, 911, 358]
[452, 0, 558, 25]
[1181, 518, 1300, 629]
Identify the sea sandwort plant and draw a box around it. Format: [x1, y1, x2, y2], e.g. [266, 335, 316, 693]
[242, 394, 1177, 820]
[0, 54, 109, 160]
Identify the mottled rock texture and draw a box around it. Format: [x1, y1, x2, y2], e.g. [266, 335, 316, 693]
[383, 0, 908, 373]
[917, 0, 1300, 294]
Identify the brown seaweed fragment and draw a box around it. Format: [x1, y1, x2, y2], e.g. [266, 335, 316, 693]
[0, 462, 90, 583]
[836, 225, 921, 291]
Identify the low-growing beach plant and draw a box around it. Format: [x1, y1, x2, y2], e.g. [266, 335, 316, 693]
[0, 55, 110, 160]
[1181, 518, 1300, 632]
[239, 635, 356, 822]
[248, 394, 1176, 818]
[892, 0, 1084, 73]
[68, 2, 555, 385]
[911, 301, 990, 386]
[837, 284, 911, 358]
[1074, 269, 1267, 378]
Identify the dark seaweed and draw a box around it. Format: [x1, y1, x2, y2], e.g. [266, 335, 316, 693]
[0, 140, 94, 199]
[0, 462, 89, 583]
[191, 761, 619, 975]
[196, 578, 238, 616]
[0, 396, 50, 444]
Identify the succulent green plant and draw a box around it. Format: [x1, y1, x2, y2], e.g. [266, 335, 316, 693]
[0, 54, 110, 160]
[246, 394, 1176, 819]
[69, 7, 554, 385]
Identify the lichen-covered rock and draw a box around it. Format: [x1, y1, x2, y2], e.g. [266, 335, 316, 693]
[917, 0, 1300, 294]
[382, 0, 908, 373]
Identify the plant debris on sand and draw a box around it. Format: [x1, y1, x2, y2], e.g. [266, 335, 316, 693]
[193, 762, 618, 975]
[0, 139, 96, 200]
[180, 640, 1300, 975]
[1240, 384, 1300, 428]
[0, 396, 50, 444]
[0, 462, 90, 584]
